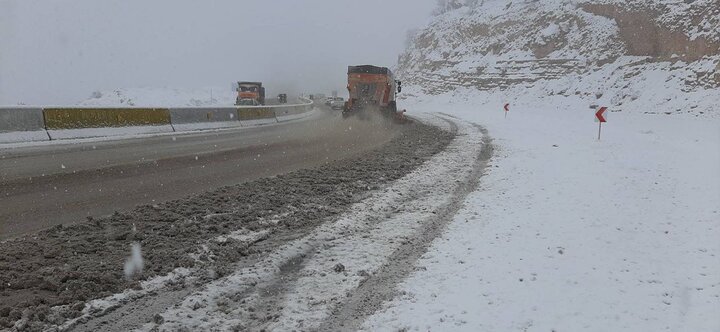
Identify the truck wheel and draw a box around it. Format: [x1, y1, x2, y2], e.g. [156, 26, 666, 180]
[388, 101, 397, 113]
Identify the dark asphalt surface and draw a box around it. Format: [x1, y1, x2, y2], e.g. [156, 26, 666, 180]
[0, 109, 400, 240]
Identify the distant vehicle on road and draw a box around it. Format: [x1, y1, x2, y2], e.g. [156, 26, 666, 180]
[325, 97, 342, 106]
[278, 94, 288, 104]
[330, 98, 345, 110]
[236, 82, 265, 105]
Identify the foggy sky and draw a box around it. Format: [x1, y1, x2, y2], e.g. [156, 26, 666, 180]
[0, 0, 435, 105]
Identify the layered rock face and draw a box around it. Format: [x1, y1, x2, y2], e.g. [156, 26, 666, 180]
[398, 0, 719, 96]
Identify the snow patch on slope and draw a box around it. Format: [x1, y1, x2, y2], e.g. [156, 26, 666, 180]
[590, 0, 720, 42]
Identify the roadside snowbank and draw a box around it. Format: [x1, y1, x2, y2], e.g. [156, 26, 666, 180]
[363, 90, 720, 331]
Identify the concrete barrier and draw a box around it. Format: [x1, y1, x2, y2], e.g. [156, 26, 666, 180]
[0, 108, 49, 143]
[1, 99, 315, 144]
[237, 107, 276, 120]
[44, 108, 173, 140]
[44, 108, 171, 129]
[273, 105, 302, 116]
[47, 125, 174, 140]
[275, 106, 315, 122]
[274, 99, 315, 122]
[237, 107, 277, 126]
[169, 107, 241, 131]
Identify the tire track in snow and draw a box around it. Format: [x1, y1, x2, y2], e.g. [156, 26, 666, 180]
[319, 117, 493, 331]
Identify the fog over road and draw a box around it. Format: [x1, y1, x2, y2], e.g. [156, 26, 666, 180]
[0, 110, 399, 239]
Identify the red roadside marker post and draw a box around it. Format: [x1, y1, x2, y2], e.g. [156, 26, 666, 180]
[504, 103, 510, 118]
[595, 106, 608, 140]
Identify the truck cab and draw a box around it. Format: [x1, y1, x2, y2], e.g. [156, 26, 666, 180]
[236, 82, 266, 105]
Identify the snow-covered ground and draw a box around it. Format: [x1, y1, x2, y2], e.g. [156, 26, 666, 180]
[78, 87, 236, 107]
[363, 88, 720, 331]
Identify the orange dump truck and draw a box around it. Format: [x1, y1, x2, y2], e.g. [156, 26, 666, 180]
[343, 65, 402, 118]
[235, 82, 266, 106]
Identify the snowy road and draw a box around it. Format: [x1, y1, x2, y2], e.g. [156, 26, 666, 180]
[0, 112, 492, 331]
[149, 114, 490, 331]
[0, 112, 465, 331]
[0, 109, 399, 239]
[52, 113, 488, 331]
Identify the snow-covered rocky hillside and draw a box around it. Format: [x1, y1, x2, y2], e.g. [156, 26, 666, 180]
[78, 87, 237, 107]
[398, 0, 720, 117]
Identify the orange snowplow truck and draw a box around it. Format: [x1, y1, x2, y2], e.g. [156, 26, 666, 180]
[343, 65, 402, 118]
[235, 82, 266, 106]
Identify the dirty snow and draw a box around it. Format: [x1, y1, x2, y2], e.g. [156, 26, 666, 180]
[50, 225, 278, 331]
[362, 88, 720, 331]
[55, 268, 194, 332]
[148, 114, 485, 331]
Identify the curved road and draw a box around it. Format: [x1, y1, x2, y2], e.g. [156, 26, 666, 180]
[0, 109, 401, 240]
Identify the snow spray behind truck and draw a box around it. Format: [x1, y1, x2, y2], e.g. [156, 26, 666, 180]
[343, 65, 402, 120]
[235, 82, 266, 106]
